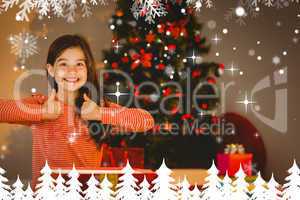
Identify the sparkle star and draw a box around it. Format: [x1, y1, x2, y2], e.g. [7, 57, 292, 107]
[236, 93, 256, 112]
[225, 62, 240, 75]
[211, 34, 222, 45]
[186, 50, 202, 65]
[105, 82, 130, 104]
[113, 41, 122, 53]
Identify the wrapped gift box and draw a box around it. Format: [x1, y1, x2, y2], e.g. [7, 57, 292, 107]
[217, 153, 253, 176]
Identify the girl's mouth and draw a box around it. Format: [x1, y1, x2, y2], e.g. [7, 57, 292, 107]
[63, 77, 79, 83]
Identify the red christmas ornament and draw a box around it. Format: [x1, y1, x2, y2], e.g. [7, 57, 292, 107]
[167, 44, 176, 53]
[129, 37, 141, 44]
[157, 24, 165, 33]
[121, 56, 129, 63]
[163, 87, 172, 96]
[146, 32, 156, 43]
[207, 77, 216, 84]
[201, 103, 208, 110]
[192, 69, 201, 78]
[195, 35, 201, 43]
[216, 63, 225, 77]
[171, 105, 179, 114]
[157, 63, 166, 70]
[211, 116, 219, 124]
[181, 113, 193, 120]
[152, 124, 161, 132]
[219, 63, 225, 70]
[111, 62, 118, 69]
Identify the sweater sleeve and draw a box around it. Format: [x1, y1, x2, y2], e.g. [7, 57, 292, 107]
[0, 94, 45, 126]
[99, 101, 155, 133]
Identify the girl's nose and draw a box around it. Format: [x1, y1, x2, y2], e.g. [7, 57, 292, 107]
[67, 65, 79, 72]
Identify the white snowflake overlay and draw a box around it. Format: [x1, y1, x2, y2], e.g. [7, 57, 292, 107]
[131, 0, 167, 24]
[0, 0, 299, 23]
[1, 0, 107, 23]
[8, 31, 38, 67]
[0, 159, 299, 199]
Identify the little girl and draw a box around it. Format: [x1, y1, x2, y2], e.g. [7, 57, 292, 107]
[0, 34, 155, 189]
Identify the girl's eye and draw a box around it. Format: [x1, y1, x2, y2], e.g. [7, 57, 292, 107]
[77, 63, 85, 67]
[59, 63, 67, 67]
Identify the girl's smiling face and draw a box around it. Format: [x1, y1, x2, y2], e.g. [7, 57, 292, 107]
[47, 47, 88, 92]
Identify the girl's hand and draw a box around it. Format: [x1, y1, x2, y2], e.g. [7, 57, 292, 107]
[81, 93, 100, 121]
[41, 89, 62, 120]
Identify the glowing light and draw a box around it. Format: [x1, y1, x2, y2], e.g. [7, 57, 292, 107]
[236, 93, 256, 112]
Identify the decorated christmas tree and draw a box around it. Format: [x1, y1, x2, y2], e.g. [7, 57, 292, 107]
[0, 166, 11, 200]
[102, 0, 224, 135]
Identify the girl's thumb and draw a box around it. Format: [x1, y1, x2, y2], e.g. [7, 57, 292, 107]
[83, 93, 90, 102]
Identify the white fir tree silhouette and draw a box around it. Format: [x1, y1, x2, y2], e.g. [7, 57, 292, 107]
[231, 165, 250, 200]
[35, 161, 56, 200]
[23, 182, 34, 200]
[282, 160, 300, 200]
[0, 166, 11, 200]
[178, 176, 192, 200]
[190, 184, 202, 200]
[115, 160, 139, 200]
[11, 175, 25, 200]
[249, 172, 268, 200]
[137, 175, 152, 200]
[55, 170, 68, 200]
[221, 172, 232, 200]
[83, 173, 101, 200]
[201, 161, 223, 200]
[151, 159, 177, 200]
[99, 175, 114, 200]
[266, 174, 282, 200]
[65, 164, 83, 200]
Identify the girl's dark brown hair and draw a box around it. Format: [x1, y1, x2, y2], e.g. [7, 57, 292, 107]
[46, 34, 112, 147]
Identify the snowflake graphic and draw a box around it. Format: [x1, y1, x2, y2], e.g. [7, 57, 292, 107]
[1, 0, 107, 23]
[131, 0, 167, 24]
[8, 31, 39, 67]
[224, 0, 259, 26]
